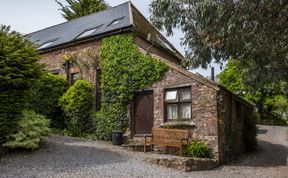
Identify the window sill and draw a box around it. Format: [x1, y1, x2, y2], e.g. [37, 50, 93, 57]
[161, 120, 196, 129]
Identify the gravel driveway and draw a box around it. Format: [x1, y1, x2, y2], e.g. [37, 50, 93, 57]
[1, 125, 287, 178]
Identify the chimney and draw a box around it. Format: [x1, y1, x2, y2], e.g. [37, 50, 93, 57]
[211, 67, 215, 81]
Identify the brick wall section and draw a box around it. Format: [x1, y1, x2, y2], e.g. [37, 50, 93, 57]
[39, 40, 101, 83]
[150, 68, 220, 159]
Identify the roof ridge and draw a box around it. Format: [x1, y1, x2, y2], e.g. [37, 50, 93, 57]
[26, 1, 130, 36]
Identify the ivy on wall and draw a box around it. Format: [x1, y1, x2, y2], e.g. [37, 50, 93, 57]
[93, 34, 168, 140]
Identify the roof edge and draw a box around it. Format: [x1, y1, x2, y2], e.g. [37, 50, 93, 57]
[129, 2, 184, 60]
[149, 52, 219, 90]
[148, 52, 254, 108]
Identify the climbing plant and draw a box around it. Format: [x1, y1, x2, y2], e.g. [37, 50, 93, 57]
[93, 34, 168, 140]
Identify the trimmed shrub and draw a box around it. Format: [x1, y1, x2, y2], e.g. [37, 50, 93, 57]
[3, 110, 51, 150]
[186, 141, 213, 158]
[0, 25, 42, 143]
[30, 73, 68, 129]
[59, 80, 93, 136]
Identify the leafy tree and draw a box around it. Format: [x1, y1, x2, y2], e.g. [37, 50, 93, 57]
[150, 0, 288, 86]
[0, 25, 41, 143]
[218, 60, 288, 123]
[55, 0, 108, 20]
[29, 73, 68, 129]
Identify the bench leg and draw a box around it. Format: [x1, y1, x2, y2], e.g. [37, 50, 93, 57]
[180, 145, 182, 157]
[144, 138, 146, 153]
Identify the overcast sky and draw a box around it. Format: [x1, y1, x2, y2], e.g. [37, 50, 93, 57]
[0, 0, 221, 77]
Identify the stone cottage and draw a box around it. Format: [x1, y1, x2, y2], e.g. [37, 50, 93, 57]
[27, 2, 254, 164]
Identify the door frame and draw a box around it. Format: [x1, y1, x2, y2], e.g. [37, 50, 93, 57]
[130, 90, 154, 137]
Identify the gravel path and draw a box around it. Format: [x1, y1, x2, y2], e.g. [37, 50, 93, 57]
[0, 125, 287, 178]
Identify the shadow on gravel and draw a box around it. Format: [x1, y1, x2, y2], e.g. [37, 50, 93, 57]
[0, 136, 129, 174]
[232, 140, 288, 167]
[257, 129, 268, 134]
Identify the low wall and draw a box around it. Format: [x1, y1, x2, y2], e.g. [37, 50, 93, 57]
[146, 157, 219, 172]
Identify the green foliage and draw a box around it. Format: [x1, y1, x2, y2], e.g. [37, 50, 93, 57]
[218, 60, 288, 124]
[150, 0, 288, 85]
[92, 103, 127, 140]
[0, 25, 41, 143]
[59, 80, 93, 136]
[55, 0, 108, 20]
[3, 110, 51, 150]
[93, 34, 168, 140]
[243, 111, 258, 152]
[186, 141, 213, 158]
[30, 73, 68, 129]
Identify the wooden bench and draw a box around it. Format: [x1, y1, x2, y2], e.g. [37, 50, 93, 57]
[144, 128, 189, 156]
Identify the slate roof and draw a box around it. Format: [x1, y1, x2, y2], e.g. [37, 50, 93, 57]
[27, 2, 132, 50]
[26, 2, 183, 60]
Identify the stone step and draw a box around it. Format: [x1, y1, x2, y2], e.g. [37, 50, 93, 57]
[122, 144, 147, 152]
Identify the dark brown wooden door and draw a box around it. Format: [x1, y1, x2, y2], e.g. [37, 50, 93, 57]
[134, 91, 154, 135]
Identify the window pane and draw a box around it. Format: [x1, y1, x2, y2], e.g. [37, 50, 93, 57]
[77, 27, 100, 39]
[167, 104, 178, 120]
[179, 88, 191, 101]
[165, 90, 177, 101]
[180, 103, 191, 119]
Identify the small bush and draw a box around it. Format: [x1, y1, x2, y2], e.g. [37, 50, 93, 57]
[30, 73, 68, 129]
[59, 80, 93, 136]
[186, 141, 213, 158]
[3, 110, 51, 150]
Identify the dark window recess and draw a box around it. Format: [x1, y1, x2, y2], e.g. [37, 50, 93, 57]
[96, 91, 102, 111]
[96, 69, 101, 91]
[164, 87, 191, 121]
[48, 68, 61, 75]
[95, 69, 102, 111]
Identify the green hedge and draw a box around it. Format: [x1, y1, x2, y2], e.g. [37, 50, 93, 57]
[30, 73, 68, 129]
[59, 80, 93, 136]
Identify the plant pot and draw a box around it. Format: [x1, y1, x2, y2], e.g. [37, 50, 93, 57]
[112, 130, 123, 146]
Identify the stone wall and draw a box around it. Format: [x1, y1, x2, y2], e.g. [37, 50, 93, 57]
[146, 157, 219, 172]
[217, 89, 254, 162]
[150, 68, 220, 159]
